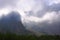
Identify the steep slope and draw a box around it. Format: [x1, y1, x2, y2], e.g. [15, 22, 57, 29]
[0, 11, 31, 35]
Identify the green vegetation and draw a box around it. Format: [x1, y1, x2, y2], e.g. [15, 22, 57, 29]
[0, 32, 60, 40]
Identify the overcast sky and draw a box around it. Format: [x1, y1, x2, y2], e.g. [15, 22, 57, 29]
[0, 0, 60, 35]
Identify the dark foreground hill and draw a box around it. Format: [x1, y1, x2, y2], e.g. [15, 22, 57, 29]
[0, 11, 31, 35]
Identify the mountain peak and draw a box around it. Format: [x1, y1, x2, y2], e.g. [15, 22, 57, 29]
[0, 11, 31, 35]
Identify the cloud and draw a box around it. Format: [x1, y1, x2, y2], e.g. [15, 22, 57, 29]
[0, 0, 35, 17]
[0, 0, 19, 8]
[22, 0, 60, 35]
[23, 11, 60, 35]
[0, 0, 20, 18]
[24, 0, 60, 17]
[0, 0, 60, 35]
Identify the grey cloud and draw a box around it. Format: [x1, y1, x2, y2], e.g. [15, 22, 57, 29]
[25, 0, 60, 17]
[36, 3, 60, 17]
[48, 3, 60, 12]
[0, 0, 19, 8]
[24, 20, 60, 35]
[23, 0, 60, 35]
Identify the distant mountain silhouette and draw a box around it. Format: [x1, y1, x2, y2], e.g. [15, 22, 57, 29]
[0, 11, 31, 35]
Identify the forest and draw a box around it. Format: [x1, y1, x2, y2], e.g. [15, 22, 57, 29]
[0, 32, 60, 40]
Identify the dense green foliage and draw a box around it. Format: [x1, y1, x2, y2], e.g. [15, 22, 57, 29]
[0, 33, 60, 40]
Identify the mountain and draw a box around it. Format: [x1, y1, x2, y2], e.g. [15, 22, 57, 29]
[0, 11, 31, 35]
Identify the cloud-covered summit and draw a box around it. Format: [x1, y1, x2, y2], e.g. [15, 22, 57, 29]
[0, 0, 60, 35]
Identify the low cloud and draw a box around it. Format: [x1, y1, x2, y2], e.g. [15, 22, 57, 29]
[23, 0, 60, 35]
